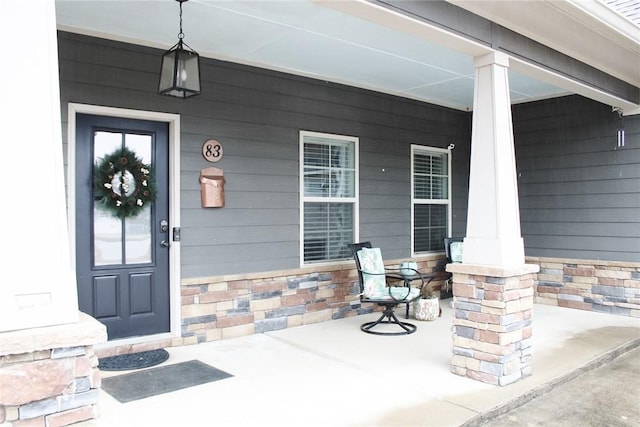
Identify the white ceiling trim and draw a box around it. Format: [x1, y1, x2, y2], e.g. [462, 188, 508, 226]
[319, 0, 638, 111]
[449, 0, 640, 88]
[54, 0, 638, 113]
[509, 57, 640, 115]
[315, 0, 493, 57]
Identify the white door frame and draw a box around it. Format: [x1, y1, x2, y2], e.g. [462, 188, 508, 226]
[67, 103, 181, 346]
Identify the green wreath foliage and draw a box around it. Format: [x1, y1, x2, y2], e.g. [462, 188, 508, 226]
[93, 147, 156, 219]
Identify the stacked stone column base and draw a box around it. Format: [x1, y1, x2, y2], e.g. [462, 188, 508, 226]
[447, 263, 540, 386]
[0, 313, 107, 427]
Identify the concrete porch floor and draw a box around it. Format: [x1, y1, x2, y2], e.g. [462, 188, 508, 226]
[78, 303, 639, 427]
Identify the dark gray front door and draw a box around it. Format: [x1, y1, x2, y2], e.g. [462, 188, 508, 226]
[76, 114, 170, 340]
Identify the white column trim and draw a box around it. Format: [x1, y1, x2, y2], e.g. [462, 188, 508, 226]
[0, 0, 79, 332]
[464, 51, 525, 267]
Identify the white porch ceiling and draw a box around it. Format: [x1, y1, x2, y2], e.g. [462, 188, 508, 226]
[55, 0, 639, 112]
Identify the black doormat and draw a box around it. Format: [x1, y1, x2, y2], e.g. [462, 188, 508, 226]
[98, 349, 170, 371]
[101, 360, 233, 403]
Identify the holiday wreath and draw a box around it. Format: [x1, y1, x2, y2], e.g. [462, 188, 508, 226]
[93, 147, 156, 219]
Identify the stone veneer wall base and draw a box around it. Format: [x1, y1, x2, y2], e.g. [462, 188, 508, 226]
[93, 256, 637, 363]
[174, 256, 447, 347]
[527, 257, 640, 318]
[93, 255, 448, 359]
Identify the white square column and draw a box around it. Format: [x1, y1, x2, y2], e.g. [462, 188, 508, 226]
[449, 52, 539, 386]
[0, 0, 79, 331]
[463, 52, 525, 268]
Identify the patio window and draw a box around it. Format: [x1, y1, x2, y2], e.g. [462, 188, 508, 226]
[300, 131, 358, 264]
[412, 145, 451, 254]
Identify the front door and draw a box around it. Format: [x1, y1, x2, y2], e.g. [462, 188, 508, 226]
[75, 114, 170, 340]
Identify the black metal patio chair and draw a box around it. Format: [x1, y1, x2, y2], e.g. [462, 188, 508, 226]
[442, 237, 464, 298]
[348, 242, 425, 335]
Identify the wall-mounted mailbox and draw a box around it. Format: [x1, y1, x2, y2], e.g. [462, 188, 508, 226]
[200, 167, 225, 208]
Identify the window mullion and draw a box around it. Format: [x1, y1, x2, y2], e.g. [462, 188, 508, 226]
[304, 196, 357, 203]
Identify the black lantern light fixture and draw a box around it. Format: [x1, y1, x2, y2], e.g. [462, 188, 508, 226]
[158, 0, 201, 98]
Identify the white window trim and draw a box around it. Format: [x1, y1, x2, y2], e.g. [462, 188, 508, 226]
[299, 130, 359, 267]
[410, 144, 452, 256]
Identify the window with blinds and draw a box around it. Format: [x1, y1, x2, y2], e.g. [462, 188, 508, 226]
[412, 145, 450, 253]
[300, 131, 358, 263]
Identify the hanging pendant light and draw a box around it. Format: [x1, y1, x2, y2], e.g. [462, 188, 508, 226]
[158, 0, 201, 98]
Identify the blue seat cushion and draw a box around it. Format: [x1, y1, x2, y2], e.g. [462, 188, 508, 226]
[450, 241, 464, 263]
[357, 247, 420, 300]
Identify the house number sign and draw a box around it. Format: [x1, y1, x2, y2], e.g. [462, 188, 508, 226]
[202, 139, 223, 163]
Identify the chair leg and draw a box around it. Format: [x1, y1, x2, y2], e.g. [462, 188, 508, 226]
[361, 304, 417, 335]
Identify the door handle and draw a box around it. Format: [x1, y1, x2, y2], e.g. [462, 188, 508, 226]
[159, 219, 170, 248]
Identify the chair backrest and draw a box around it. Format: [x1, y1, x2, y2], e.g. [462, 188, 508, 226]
[348, 242, 372, 293]
[444, 237, 463, 263]
[356, 246, 389, 298]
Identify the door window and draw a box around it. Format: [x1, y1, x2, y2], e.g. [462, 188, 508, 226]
[93, 131, 153, 266]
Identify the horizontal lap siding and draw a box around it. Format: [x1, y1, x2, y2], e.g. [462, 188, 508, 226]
[58, 33, 636, 274]
[58, 32, 470, 279]
[513, 95, 640, 262]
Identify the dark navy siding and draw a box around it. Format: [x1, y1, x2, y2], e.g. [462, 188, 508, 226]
[57, 32, 469, 278]
[57, 32, 639, 278]
[513, 96, 640, 262]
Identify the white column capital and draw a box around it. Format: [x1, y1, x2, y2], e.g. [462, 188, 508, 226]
[474, 51, 510, 68]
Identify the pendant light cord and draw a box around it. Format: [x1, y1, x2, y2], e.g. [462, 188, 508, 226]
[178, 1, 184, 41]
